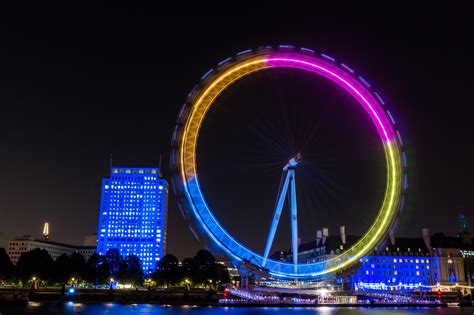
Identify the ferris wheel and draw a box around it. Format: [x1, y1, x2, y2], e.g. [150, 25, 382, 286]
[170, 45, 407, 279]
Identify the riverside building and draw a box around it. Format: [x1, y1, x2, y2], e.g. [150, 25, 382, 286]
[271, 218, 473, 292]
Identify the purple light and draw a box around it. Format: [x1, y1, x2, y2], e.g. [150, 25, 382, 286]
[266, 55, 395, 143]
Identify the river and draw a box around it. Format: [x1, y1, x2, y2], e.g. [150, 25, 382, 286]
[1, 303, 474, 315]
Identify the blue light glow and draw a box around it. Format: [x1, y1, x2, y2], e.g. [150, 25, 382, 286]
[374, 92, 385, 105]
[96, 167, 168, 274]
[386, 110, 396, 125]
[351, 256, 432, 291]
[320, 53, 336, 62]
[402, 152, 408, 168]
[300, 47, 315, 54]
[358, 76, 371, 88]
[340, 63, 355, 73]
[201, 69, 214, 80]
[218, 57, 232, 66]
[236, 49, 252, 55]
[396, 130, 404, 146]
[279, 45, 295, 49]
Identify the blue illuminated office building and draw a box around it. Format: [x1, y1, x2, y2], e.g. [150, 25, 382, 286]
[96, 167, 168, 273]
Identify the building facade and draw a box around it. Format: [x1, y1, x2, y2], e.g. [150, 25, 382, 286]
[96, 167, 168, 274]
[7, 235, 96, 264]
[270, 225, 472, 292]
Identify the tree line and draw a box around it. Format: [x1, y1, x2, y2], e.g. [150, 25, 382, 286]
[0, 247, 230, 288]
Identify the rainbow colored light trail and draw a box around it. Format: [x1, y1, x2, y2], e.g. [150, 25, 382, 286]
[175, 49, 404, 279]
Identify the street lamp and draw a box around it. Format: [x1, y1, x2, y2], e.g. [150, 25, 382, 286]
[109, 278, 115, 290]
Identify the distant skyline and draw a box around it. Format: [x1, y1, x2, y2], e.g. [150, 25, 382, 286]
[0, 2, 472, 258]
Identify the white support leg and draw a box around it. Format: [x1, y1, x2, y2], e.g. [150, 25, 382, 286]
[262, 171, 291, 266]
[289, 170, 298, 265]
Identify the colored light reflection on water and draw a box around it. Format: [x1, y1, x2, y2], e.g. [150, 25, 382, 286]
[0, 303, 472, 315]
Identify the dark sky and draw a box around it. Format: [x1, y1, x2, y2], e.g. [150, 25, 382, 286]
[0, 2, 472, 259]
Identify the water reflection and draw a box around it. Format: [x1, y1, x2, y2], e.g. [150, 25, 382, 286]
[1, 303, 473, 315]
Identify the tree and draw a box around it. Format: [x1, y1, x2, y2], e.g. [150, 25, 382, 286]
[0, 248, 14, 282]
[69, 252, 87, 280]
[181, 257, 198, 283]
[194, 249, 216, 266]
[16, 248, 54, 284]
[54, 253, 71, 284]
[120, 255, 144, 286]
[193, 250, 216, 285]
[214, 262, 231, 285]
[87, 253, 110, 285]
[105, 248, 123, 279]
[152, 254, 180, 287]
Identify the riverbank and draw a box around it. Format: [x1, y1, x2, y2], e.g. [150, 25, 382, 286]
[2, 288, 472, 308]
[1, 288, 219, 305]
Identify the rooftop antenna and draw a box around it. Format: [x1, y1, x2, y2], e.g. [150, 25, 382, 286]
[42, 222, 49, 241]
[109, 154, 113, 171]
[159, 154, 162, 170]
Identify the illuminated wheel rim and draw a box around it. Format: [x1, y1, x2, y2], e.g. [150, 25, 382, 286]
[171, 46, 406, 279]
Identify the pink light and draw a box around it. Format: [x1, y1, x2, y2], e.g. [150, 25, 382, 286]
[266, 56, 393, 143]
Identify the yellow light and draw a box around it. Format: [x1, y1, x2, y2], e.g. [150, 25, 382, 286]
[178, 52, 404, 278]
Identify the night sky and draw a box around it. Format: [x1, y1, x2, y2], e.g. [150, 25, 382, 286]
[0, 2, 472, 259]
